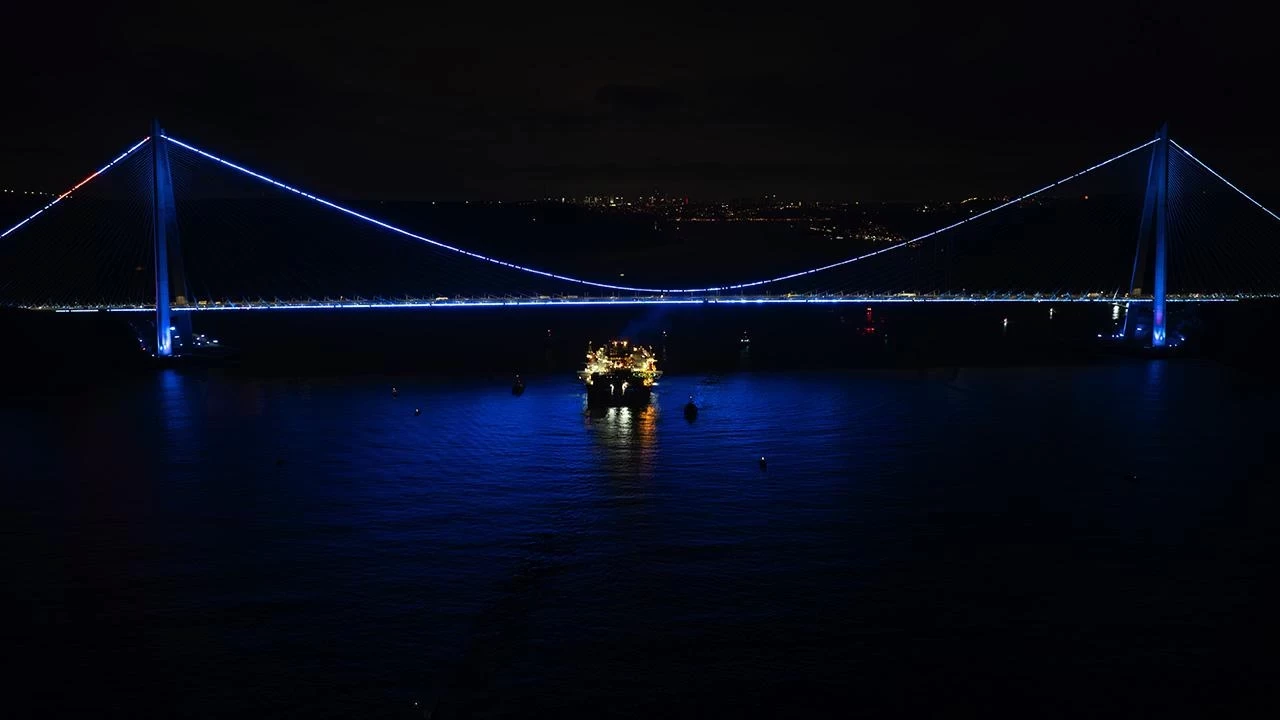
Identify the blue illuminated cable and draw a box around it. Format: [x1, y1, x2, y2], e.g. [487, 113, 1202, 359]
[1170, 139, 1280, 224]
[161, 134, 671, 294]
[1176, 151, 1238, 291]
[0, 137, 151, 241]
[711, 138, 1161, 292]
[161, 134, 1158, 294]
[1172, 140, 1269, 292]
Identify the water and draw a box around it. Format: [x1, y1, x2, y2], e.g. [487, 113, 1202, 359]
[3, 362, 1278, 717]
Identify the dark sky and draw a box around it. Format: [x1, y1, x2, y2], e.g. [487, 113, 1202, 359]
[1, 3, 1274, 202]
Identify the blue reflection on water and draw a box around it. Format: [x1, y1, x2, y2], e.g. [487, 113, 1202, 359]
[2, 362, 1278, 716]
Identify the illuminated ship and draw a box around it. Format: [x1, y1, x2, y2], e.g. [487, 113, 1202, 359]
[578, 340, 662, 406]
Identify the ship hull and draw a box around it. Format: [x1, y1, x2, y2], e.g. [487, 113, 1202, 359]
[583, 371, 654, 407]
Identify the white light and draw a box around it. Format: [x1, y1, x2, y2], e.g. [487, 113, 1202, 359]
[70, 294, 1241, 313]
[1170, 140, 1280, 223]
[0, 137, 151, 241]
[157, 134, 1159, 295]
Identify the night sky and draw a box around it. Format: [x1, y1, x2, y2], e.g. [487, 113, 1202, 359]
[2, 3, 1274, 202]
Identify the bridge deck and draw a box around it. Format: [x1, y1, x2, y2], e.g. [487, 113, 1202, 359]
[30, 293, 1267, 313]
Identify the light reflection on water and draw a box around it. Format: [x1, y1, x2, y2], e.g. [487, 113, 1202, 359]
[2, 362, 1278, 717]
[586, 403, 659, 480]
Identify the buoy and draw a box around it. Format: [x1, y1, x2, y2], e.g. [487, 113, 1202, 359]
[759, 456, 767, 470]
[392, 386, 399, 397]
[684, 396, 698, 420]
[414, 408, 421, 417]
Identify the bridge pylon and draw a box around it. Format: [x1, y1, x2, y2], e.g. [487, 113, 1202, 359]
[1125, 123, 1170, 346]
[151, 120, 190, 356]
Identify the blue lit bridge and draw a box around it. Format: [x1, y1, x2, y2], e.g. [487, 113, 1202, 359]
[2, 122, 1279, 356]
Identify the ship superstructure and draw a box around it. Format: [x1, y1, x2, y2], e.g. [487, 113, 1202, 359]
[578, 340, 662, 406]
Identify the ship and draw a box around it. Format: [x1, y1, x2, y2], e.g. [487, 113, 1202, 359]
[578, 339, 662, 406]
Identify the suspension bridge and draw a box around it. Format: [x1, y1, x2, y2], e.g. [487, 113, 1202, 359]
[2, 122, 1278, 357]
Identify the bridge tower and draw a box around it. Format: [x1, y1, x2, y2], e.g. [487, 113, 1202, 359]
[151, 120, 190, 356]
[1126, 123, 1170, 347]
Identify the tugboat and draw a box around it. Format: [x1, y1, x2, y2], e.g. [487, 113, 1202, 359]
[578, 340, 662, 407]
[683, 395, 698, 420]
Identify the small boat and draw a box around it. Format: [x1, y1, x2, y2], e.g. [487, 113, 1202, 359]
[683, 396, 698, 420]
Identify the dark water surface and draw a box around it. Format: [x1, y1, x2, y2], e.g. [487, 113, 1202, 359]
[4, 362, 1278, 718]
